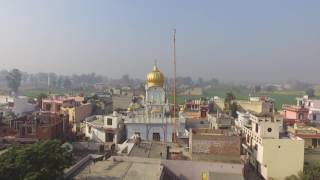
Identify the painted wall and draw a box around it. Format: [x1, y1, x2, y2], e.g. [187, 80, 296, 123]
[308, 108, 320, 122]
[258, 139, 304, 180]
[126, 123, 174, 142]
[85, 124, 105, 143]
[238, 100, 263, 114]
[190, 135, 240, 156]
[12, 97, 36, 116]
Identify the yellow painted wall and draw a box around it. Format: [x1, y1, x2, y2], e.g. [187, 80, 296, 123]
[237, 100, 263, 114]
[61, 104, 92, 133]
[259, 139, 304, 180]
[214, 100, 225, 111]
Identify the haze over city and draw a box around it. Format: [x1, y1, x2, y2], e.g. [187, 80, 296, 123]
[0, 0, 319, 83]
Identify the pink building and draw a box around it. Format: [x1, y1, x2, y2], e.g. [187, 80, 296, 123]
[41, 96, 84, 113]
[282, 105, 309, 125]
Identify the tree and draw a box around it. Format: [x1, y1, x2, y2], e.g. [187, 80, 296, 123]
[285, 162, 320, 180]
[224, 92, 236, 112]
[121, 74, 130, 85]
[209, 78, 219, 86]
[197, 77, 204, 86]
[306, 88, 315, 98]
[6, 69, 22, 94]
[254, 85, 261, 93]
[0, 140, 73, 180]
[265, 85, 276, 92]
[37, 93, 48, 108]
[230, 102, 238, 118]
[63, 77, 72, 90]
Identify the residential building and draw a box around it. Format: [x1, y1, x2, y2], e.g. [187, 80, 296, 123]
[42, 96, 92, 133]
[0, 115, 16, 137]
[61, 102, 92, 133]
[189, 128, 241, 163]
[10, 111, 69, 140]
[297, 95, 320, 123]
[184, 98, 209, 118]
[236, 112, 304, 180]
[68, 155, 244, 180]
[237, 96, 274, 115]
[282, 104, 309, 125]
[41, 96, 80, 113]
[288, 123, 320, 149]
[180, 87, 203, 96]
[213, 96, 274, 115]
[11, 96, 37, 116]
[208, 113, 233, 129]
[85, 112, 126, 144]
[89, 92, 113, 115]
[0, 96, 36, 117]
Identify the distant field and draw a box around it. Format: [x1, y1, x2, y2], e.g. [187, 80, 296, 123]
[169, 89, 306, 110]
[256, 91, 304, 110]
[21, 89, 94, 98]
[22, 88, 310, 110]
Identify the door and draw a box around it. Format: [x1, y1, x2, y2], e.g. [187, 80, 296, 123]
[152, 133, 160, 141]
[105, 132, 114, 142]
[312, 139, 318, 148]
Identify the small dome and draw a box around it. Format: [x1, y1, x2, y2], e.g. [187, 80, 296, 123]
[146, 64, 164, 88]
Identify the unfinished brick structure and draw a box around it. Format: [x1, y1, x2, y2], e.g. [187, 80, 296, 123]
[189, 128, 241, 162]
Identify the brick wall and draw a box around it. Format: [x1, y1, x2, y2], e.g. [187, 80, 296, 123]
[191, 135, 240, 156]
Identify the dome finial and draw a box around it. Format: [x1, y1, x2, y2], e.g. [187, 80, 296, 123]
[153, 59, 158, 71]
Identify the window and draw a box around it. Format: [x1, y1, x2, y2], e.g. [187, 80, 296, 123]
[105, 133, 114, 142]
[107, 118, 112, 125]
[88, 126, 91, 133]
[298, 113, 304, 120]
[153, 133, 160, 141]
[255, 124, 259, 133]
[134, 132, 141, 137]
[313, 114, 317, 121]
[45, 104, 51, 111]
[267, 128, 272, 133]
[27, 127, 32, 134]
[57, 105, 61, 111]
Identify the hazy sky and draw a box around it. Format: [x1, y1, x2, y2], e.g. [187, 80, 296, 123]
[0, 1, 319, 83]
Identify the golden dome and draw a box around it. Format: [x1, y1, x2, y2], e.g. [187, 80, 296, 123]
[146, 64, 164, 88]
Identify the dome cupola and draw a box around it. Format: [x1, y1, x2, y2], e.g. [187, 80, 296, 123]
[146, 63, 164, 88]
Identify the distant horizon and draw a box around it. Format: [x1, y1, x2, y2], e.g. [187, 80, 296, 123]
[1, 68, 318, 86]
[1, 1, 320, 83]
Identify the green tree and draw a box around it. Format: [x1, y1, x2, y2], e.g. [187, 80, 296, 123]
[224, 92, 238, 118]
[36, 93, 48, 108]
[63, 77, 72, 90]
[265, 85, 276, 92]
[224, 92, 236, 111]
[254, 85, 261, 93]
[6, 69, 22, 94]
[285, 162, 320, 180]
[0, 140, 73, 180]
[306, 88, 315, 98]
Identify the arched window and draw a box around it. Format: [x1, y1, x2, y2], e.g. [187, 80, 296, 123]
[298, 113, 304, 120]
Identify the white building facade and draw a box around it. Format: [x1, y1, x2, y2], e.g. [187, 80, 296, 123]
[236, 112, 304, 180]
[125, 64, 186, 142]
[297, 96, 320, 123]
[85, 112, 126, 144]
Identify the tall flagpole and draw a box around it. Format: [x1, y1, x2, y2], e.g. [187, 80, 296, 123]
[173, 29, 177, 143]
